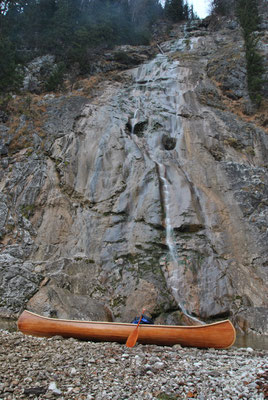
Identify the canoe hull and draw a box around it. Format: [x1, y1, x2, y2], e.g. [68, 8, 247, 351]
[17, 310, 236, 349]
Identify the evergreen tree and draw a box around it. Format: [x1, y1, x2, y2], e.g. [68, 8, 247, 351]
[236, 0, 264, 105]
[183, 2, 189, 20]
[128, 0, 162, 44]
[129, 0, 162, 24]
[236, 0, 259, 35]
[209, 0, 234, 16]
[0, 0, 164, 90]
[165, 0, 191, 21]
[165, 0, 184, 21]
[189, 4, 198, 20]
[0, 1, 23, 92]
[0, 37, 22, 92]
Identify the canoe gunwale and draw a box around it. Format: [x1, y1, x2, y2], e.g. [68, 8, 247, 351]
[18, 310, 232, 329]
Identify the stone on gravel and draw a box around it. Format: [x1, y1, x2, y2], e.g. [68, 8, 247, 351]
[0, 330, 267, 400]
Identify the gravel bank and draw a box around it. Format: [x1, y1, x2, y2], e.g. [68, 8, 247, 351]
[0, 330, 267, 400]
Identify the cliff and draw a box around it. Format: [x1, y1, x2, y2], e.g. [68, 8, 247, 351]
[0, 14, 267, 335]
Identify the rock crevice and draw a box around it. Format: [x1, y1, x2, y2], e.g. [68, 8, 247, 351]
[0, 16, 267, 334]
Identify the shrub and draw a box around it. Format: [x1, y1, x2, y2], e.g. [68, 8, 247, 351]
[45, 62, 66, 92]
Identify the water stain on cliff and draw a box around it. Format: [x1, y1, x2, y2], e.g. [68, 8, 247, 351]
[0, 16, 267, 335]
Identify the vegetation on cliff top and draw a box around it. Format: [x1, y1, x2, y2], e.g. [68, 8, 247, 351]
[0, 0, 195, 93]
[0, 0, 265, 107]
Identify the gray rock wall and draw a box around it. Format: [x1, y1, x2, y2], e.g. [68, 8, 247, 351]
[0, 18, 267, 335]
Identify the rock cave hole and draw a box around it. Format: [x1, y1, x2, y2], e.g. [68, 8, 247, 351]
[125, 119, 148, 137]
[162, 134, 177, 150]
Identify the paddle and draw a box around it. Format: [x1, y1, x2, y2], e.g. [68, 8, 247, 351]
[126, 308, 145, 348]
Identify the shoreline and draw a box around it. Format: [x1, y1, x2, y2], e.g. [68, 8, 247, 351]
[0, 329, 267, 399]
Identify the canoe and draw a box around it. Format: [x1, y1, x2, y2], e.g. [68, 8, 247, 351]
[17, 310, 236, 349]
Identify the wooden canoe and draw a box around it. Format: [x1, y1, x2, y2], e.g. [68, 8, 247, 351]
[17, 310, 236, 349]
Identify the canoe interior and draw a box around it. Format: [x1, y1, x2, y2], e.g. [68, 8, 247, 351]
[17, 310, 236, 349]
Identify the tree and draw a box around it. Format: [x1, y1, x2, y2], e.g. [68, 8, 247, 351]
[0, 36, 22, 92]
[0, 1, 24, 92]
[236, 0, 264, 105]
[209, 0, 235, 16]
[129, 0, 162, 24]
[0, 0, 166, 90]
[183, 1, 189, 20]
[0, 0, 22, 35]
[189, 4, 198, 20]
[236, 0, 259, 35]
[165, 0, 190, 22]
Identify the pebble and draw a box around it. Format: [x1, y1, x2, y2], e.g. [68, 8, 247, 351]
[0, 330, 267, 399]
[48, 381, 62, 395]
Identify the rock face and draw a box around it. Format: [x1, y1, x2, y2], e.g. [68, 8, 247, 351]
[0, 16, 267, 335]
[23, 55, 56, 93]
